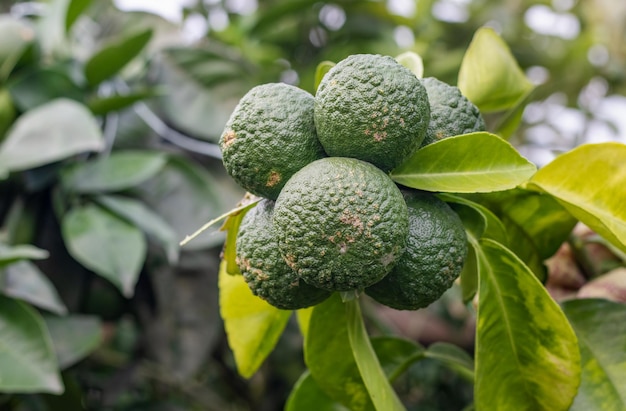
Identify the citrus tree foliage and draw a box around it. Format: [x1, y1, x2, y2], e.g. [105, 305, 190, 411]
[0, 1, 625, 410]
[211, 27, 626, 411]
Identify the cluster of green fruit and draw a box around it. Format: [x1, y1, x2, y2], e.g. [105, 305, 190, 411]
[220, 54, 483, 311]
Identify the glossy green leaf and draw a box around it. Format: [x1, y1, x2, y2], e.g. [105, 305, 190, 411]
[442, 194, 508, 245]
[220, 198, 260, 274]
[0, 295, 63, 394]
[306, 294, 374, 411]
[345, 300, 406, 411]
[84, 28, 153, 86]
[2, 261, 67, 315]
[87, 89, 158, 115]
[527, 142, 626, 253]
[458, 27, 534, 112]
[562, 299, 626, 411]
[0, 99, 104, 171]
[288, 336, 421, 411]
[390, 132, 536, 193]
[395, 51, 423, 78]
[424, 342, 474, 382]
[475, 239, 580, 411]
[286, 371, 349, 411]
[95, 194, 179, 264]
[218, 261, 291, 378]
[460, 241, 479, 302]
[43, 315, 102, 369]
[61, 203, 147, 297]
[8, 68, 84, 111]
[314, 61, 335, 91]
[61, 151, 167, 193]
[0, 244, 49, 267]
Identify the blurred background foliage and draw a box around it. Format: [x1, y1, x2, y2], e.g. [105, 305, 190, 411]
[0, 0, 624, 410]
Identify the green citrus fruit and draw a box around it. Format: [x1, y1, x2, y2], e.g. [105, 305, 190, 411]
[314, 54, 430, 171]
[236, 199, 331, 310]
[273, 157, 409, 291]
[365, 190, 467, 310]
[420, 77, 485, 147]
[220, 83, 326, 200]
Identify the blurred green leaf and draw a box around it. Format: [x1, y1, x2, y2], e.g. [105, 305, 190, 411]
[65, 0, 92, 32]
[61, 203, 147, 297]
[395, 51, 423, 78]
[0, 88, 15, 140]
[562, 299, 626, 411]
[0, 99, 104, 172]
[61, 151, 166, 193]
[43, 315, 102, 369]
[527, 142, 626, 254]
[475, 239, 580, 411]
[0, 244, 49, 267]
[0, 295, 64, 394]
[220, 197, 259, 274]
[390, 132, 536, 193]
[314, 61, 335, 91]
[218, 261, 291, 379]
[95, 194, 179, 264]
[2, 260, 67, 315]
[8, 67, 84, 111]
[424, 342, 474, 382]
[0, 16, 36, 80]
[85, 28, 153, 87]
[460, 241, 479, 302]
[345, 299, 405, 411]
[87, 88, 158, 115]
[137, 155, 225, 250]
[458, 27, 534, 112]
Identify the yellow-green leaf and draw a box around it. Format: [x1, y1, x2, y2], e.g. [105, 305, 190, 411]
[475, 239, 580, 410]
[395, 51, 423, 78]
[218, 261, 291, 378]
[458, 27, 534, 112]
[527, 142, 626, 253]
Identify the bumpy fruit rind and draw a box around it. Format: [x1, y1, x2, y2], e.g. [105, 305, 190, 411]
[220, 83, 326, 200]
[273, 157, 409, 292]
[236, 199, 331, 310]
[314, 54, 430, 171]
[420, 77, 485, 147]
[365, 190, 467, 310]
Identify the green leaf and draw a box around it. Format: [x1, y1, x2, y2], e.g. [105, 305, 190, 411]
[345, 299, 406, 411]
[314, 61, 335, 92]
[296, 307, 314, 340]
[0, 244, 49, 267]
[442, 194, 508, 245]
[220, 198, 259, 274]
[8, 67, 84, 111]
[61, 203, 147, 297]
[286, 371, 350, 411]
[460, 241, 479, 302]
[306, 294, 375, 411]
[43, 315, 102, 369]
[95, 194, 179, 264]
[391, 132, 536, 193]
[61, 151, 167, 193]
[87, 88, 158, 115]
[84, 29, 153, 87]
[0, 16, 36, 80]
[458, 27, 534, 112]
[2, 261, 67, 315]
[0, 295, 64, 394]
[527, 142, 626, 253]
[218, 261, 291, 378]
[475, 238, 580, 411]
[424, 342, 474, 382]
[65, 0, 92, 32]
[395, 51, 423, 78]
[137, 155, 226, 250]
[0, 99, 104, 172]
[562, 299, 626, 410]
